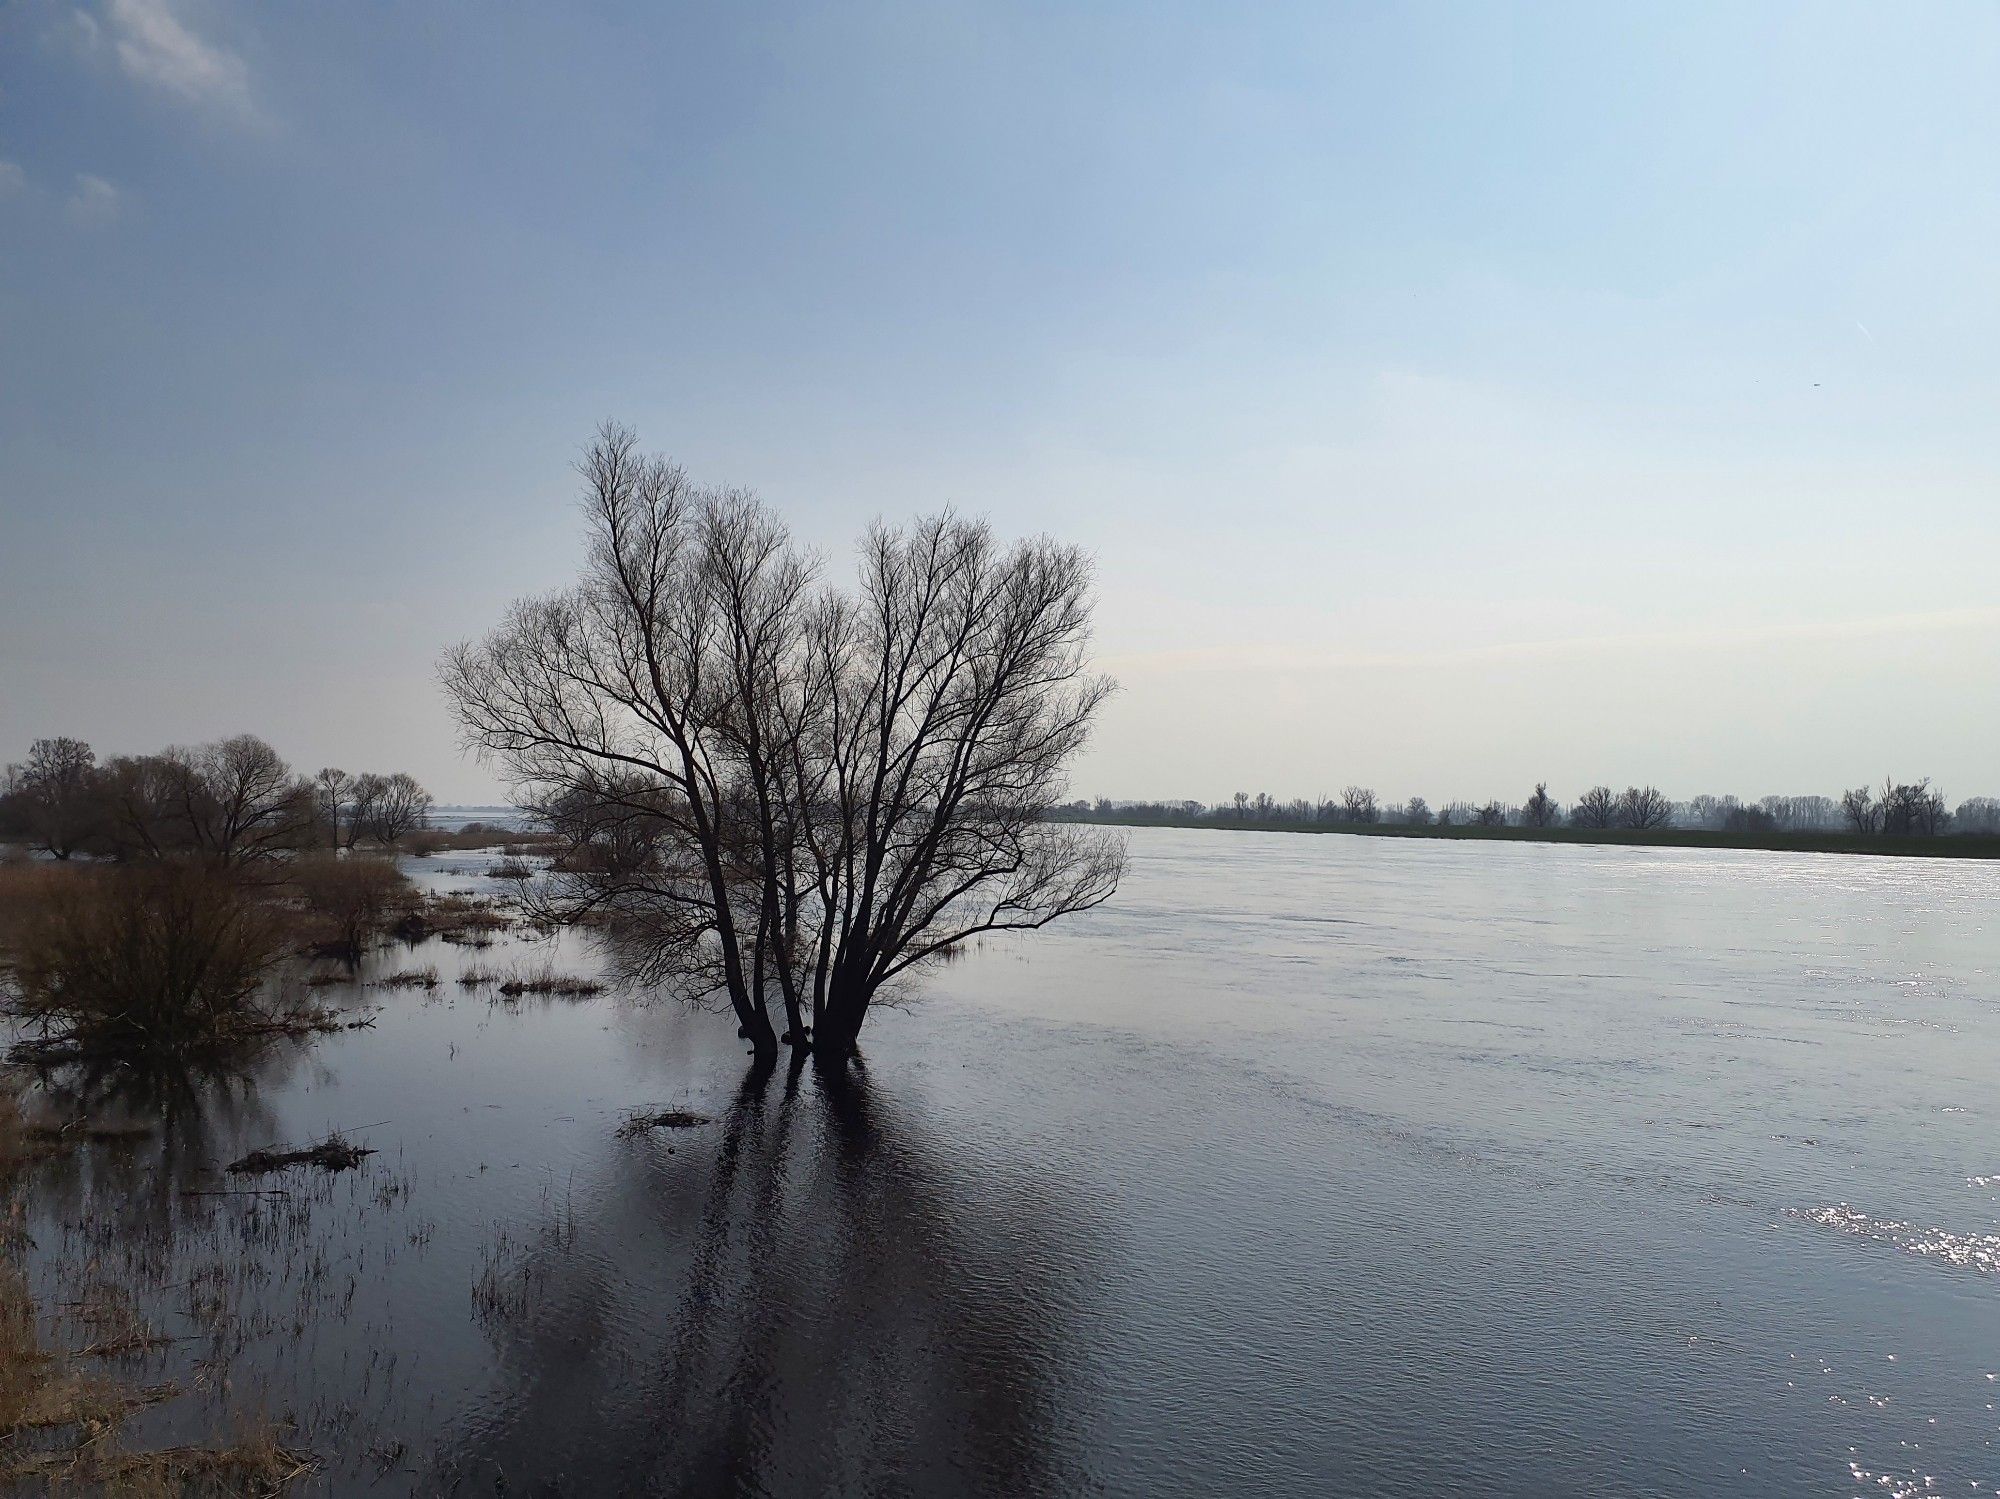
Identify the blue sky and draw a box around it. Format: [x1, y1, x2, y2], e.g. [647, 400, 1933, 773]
[3, 1, 1997, 805]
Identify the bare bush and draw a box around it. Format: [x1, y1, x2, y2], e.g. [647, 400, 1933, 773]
[290, 854, 411, 963]
[1, 863, 293, 1058]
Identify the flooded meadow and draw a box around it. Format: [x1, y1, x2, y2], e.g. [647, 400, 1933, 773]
[7, 828, 2000, 1495]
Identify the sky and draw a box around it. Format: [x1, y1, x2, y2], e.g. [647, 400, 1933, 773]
[3, 1, 1997, 807]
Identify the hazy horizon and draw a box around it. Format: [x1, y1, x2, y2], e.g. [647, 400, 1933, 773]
[5, 2, 1998, 803]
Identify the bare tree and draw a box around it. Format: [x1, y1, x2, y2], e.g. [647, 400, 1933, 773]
[357, 771, 434, 845]
[1840, 785, 1878, 834]
[1340, 785, 1378, 824]
[1617, 785, 1672, 830]
[164, 735, 315, 864]
[7, 737, 99, 858]
[1572, 785, 1617, 829]
[442, 424, 1124, 1065]
[96, 753, 184, 860]
[1879, 777, 1948, 836]
[1472, 800, 1507, 827]
[315, 767, 353, 848]
[1522, 782, 1559, 828]
[1402, 796, 1432, 826]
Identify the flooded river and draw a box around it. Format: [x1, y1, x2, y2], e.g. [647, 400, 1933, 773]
[13, 828, 2000, 1495]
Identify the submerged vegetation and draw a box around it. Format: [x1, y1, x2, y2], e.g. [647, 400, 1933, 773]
[225, 1133, 374, 1177]
[616, 1109, 710, 1137]
[0, 1071, 316, 1492]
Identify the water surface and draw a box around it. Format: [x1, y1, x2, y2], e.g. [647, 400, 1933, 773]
[16, 829, 2000, 1496]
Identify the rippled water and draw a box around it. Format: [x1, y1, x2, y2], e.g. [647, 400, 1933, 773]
[15, 829, 2000, 1495]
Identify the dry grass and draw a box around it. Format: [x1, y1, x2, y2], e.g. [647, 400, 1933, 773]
[495, 965, 603, 999]
[3, 1425, 313, 1495]
[0, 1072, 315, 1494]
[389, 891, 514, 946]
[371, 967, 438, 991]
[0, 864, 82, 966]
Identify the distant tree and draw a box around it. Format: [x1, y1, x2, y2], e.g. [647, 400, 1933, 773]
[1721, 804, 1778, 835]
[1840, 785, 1879, 834]
[1402, 796, 1432, 826]
[96, 753, 183, 859]
[353, 771, 433, 846]
[1232, 791, 1250, 819]
[1522, 782, 1559, 828]
[1879, 777, 1948, 836]
[1572, 785, 1617, 830]
[1617, 785, 1673, 831]
[7, 737, 100, 859]
[1472, 801, 1507, 827]
[1340, 785, 1378, 824]
[1954, 797, 2000, 835]
[168, 735, 315, 864]
[315, 767, 352, 848]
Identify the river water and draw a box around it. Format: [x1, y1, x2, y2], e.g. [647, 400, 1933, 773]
[13, 828, 2000, 1495]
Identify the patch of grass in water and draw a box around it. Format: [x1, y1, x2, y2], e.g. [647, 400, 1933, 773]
[616, 1109, 710, 1137]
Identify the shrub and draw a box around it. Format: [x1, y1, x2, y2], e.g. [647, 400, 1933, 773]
[289, 854, 411, 963]
[1, 862, 291, 1059]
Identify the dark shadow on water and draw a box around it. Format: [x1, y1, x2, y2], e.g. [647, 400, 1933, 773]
[429, 1058, 1102, 1497]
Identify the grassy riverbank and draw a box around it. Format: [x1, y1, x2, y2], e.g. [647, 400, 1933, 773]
[1049, 810, 2000, 860]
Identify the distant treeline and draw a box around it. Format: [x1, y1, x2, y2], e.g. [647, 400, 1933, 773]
[0, 735, 436, 863]
[1060, 778, 1997, 838]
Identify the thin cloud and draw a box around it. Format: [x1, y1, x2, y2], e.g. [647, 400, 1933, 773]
[92, 0, 253, 119]
[64, 173, 119, 227]
[0, 160, 24, 198]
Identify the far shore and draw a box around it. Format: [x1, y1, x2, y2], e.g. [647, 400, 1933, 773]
[1050, 809, 2000, 860]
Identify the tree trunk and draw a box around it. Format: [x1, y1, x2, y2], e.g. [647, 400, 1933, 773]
[814, 975, 868, 1065]
[738, 1001, 780, 1062]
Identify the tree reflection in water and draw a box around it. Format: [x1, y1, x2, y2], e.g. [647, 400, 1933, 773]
[432, 1057, 1098, 1497]
[21, 1042, 299, 1224]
